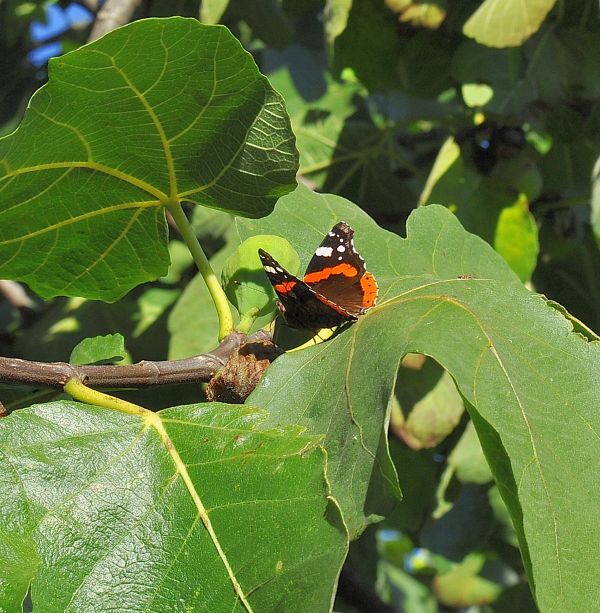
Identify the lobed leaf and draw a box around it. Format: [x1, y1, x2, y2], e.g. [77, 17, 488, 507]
[240, 185, 600, 610]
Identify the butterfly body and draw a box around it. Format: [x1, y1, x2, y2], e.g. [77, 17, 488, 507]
[258, 222, 378, 331]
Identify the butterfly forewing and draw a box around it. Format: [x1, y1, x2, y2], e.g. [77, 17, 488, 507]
[302, 222, 378, 315]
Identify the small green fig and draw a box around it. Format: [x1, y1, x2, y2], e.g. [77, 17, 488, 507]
[222, 235, 300, 319]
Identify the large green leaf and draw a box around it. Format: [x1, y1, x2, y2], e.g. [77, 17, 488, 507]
[0, 17, 298, 301]
[0, 401, 346, 610]
[240, 185, 600, 610]
[463, 0, 557, 48]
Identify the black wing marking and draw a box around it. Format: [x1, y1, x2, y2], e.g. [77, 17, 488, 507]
[304, 222, 367, 277]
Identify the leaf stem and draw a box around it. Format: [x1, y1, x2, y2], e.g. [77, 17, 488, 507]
[166, 201, 234, 340]
[237, 308, 259, 334]
[64, 378, 148, 415]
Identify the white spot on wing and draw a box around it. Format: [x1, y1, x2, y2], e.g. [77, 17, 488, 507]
[328, 231, 335, 237]
[338, 256, 343, 260]
[315, 246, 333, 257]
[336, 245, 345, 253]
[276, 267, 283, 272]
[264, 266, 277, 274]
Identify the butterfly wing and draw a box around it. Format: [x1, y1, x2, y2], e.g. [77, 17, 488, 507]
[302, 222, 378, 315]
[258, 248, 354, 329]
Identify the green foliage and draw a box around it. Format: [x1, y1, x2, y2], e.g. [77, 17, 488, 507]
[463, 0, 558, 47]
[240, 187, 600, 611]
[0, 401, 346, 610]
[0, 18, 297, 300]
[393, 359, 465, 450]
[222, 235, 300, 320]
[69, 333, 127, 365]
[1, 2, 599, 611]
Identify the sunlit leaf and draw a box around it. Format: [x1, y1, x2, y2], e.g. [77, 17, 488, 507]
[69, 332, 126, 365]
[0, 401, 347, 609]
[463, 0, 557, 48]
[240, 185, 600, 609]
[0, 18, 298, 301]
[493, 196, 539, 283]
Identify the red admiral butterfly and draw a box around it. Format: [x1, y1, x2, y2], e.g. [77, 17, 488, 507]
[258, 222, 379, 330]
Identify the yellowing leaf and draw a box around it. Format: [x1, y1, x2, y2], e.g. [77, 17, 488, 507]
[494, 196, 539, 282]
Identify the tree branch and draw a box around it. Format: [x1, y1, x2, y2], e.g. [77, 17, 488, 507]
[0, 332, 264, 390]
[0, 280, 34, 310]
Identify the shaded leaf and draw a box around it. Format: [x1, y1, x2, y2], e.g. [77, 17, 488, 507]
[533, 216, 600, 334]
[168, 245, 233, 359]
[14, 291, 176, 363]
[448, 420, 492, 485]
[424, 485, 494, 561]
[452, 29, 577, 114]
[231, 0, 293, 50]
[377, 561, 437, 612]
[386, 440, 438, 533]
[489, 485, 519, 549]
[393, 358, 465, 449]
[330, 0, 402, 91]
[191, 207, 234, 247]
[160, 240, 194, 285]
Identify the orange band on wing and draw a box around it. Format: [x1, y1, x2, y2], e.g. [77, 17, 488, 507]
[303, 263, 358, 283]
[360, 272, 378, 308]
[274, 280, 297, 293]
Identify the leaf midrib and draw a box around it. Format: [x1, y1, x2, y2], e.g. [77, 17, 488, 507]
[145, 412, 253, 611]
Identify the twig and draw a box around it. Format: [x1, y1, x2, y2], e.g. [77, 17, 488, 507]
[88, 0, 142, 42]
[0, 331, 266, 390]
